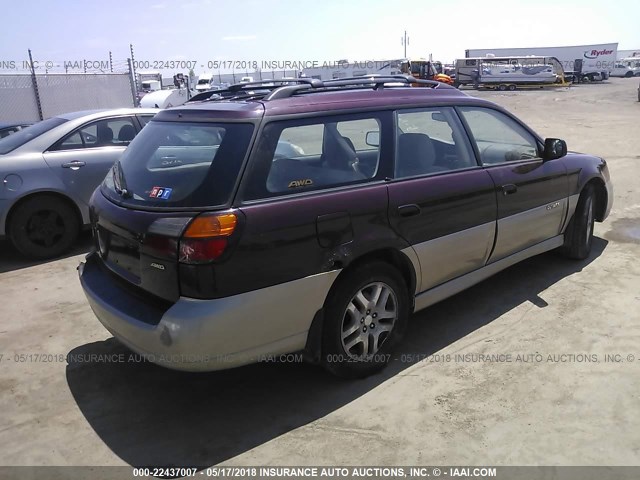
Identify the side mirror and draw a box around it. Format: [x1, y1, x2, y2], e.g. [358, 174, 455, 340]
[365, 131, 380, 147]
[543, 138, 567, 160]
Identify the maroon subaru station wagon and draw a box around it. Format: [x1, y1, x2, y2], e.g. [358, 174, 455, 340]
[78, 76, 612, 378]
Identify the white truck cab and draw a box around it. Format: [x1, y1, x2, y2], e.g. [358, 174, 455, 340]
[195, 73, 214, 92]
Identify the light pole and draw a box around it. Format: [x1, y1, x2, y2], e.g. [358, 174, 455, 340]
[401, 30, 409, 58]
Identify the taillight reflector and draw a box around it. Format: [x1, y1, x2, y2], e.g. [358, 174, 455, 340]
[183, 214, 237, 238]
[179, 213, 237, 264]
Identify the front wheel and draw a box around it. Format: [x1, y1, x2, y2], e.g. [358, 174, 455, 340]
[322, 262, 409, 378]
[561, 185, 595, 260]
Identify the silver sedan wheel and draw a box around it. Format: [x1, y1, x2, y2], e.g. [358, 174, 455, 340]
[341, 282, 398, 359]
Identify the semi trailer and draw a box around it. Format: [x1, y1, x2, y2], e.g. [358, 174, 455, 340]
[465, 43, 618, 82]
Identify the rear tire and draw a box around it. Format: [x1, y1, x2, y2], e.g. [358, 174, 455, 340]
[321, 262, 409, 378]
[8, 195, 80, 259]
[561, 185, 595, 260]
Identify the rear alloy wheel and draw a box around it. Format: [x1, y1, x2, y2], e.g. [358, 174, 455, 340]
[9, 196, 80, 259]
[322, 262, 409, 378]
[561, 185, 595, 260]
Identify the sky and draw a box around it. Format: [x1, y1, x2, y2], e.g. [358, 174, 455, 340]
[1, 0, 638, 74]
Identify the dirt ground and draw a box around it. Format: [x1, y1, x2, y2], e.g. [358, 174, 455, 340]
[0, 78, 639, 469]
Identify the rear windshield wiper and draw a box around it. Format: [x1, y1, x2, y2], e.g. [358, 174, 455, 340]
[112, 161, 131, 198]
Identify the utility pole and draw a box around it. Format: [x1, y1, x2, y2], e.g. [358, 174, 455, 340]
[401, 30, 409, 58]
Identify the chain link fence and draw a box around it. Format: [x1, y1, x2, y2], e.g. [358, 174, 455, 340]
[0, 75, 41, 122]
[0, 71, 136, 123]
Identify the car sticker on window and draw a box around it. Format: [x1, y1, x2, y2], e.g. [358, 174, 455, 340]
[149, 186, 173, 199]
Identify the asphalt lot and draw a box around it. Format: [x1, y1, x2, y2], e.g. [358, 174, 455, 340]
[0, 78, 639, 468]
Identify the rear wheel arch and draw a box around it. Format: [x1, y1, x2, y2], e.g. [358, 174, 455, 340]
[303, 248, 416, 364]
[337, 248, 416, 301]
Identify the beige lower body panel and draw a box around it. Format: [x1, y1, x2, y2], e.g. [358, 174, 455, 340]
[491, 199, 567, 262]
[407, 221, 496, 292]
[413, 235, 564, 313]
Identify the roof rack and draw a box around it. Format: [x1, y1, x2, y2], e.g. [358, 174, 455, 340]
[187, 74, 451, 103]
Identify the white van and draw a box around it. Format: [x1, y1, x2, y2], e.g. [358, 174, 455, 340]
[195, 73, 214, 91]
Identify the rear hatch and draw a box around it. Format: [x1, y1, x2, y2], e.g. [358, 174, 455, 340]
[94, 114, 257, 302]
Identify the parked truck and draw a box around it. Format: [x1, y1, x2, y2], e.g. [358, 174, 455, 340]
[465, 43, 618, 82]
[195, 73, 214, 92]
[400, 59, 454, 85]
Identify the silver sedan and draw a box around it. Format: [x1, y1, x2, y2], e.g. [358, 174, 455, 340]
[0, 108, 158, 258]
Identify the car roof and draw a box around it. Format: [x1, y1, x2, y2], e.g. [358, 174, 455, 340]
[260, 87, 487, 117]
[158, 78, 496, 121]
[55, 108, 159, 121]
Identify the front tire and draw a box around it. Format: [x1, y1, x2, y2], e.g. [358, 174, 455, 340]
[561, 185, 595, 260]
[322, 262, 409, 378]
[8, 195, 80, 259]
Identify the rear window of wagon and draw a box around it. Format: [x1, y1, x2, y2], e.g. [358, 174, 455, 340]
[101, 121, 254, 208]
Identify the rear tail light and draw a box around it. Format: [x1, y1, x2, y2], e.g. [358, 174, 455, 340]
[179, 213, 237, 264]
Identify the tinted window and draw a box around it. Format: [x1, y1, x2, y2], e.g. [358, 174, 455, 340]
[395, 108, 477, 178]
[245, 116, 381, 199]
[101, 121, 254, 208]
[458, 107, 540, 164]
[58, 132, 84, 150]
[0, 117, 67, 154]
[51, 117, 138, 151]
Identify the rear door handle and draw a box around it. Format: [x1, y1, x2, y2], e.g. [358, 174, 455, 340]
[397, 204, 421, 217]
[501, 184, 518, 195]
[62, 161, 86, 169]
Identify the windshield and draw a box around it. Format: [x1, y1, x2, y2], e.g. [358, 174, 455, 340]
[0, 117, 67, 154]
[101, 120, 254, 208]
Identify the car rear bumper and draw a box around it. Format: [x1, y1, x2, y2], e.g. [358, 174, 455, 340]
[79, 252, 339, 371]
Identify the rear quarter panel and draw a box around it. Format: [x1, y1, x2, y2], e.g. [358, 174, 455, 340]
[0, 152, 85, 236]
